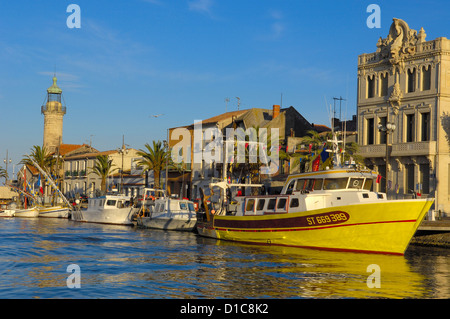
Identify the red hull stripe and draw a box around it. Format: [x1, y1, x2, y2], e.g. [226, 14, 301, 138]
[209, 218, 417, 232]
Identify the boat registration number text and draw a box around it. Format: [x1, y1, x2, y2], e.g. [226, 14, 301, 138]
[306, 212, 349, 226]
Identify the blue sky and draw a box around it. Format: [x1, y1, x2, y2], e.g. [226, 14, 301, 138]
[1, 0, 449, 177]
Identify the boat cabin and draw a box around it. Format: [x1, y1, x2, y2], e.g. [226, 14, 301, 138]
[87, 195, 132, 210]
[233, 169, 384, 216]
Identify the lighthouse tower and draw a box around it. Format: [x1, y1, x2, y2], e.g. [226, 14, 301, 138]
[41, 76, 66, 153]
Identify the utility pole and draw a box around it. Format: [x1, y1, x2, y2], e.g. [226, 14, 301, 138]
[225, 98, 230, 112]
[333, 96, 346, 130]
[3, 150, 12, 183]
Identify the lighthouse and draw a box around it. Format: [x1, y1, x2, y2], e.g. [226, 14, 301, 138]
[41, 76, 66, 153]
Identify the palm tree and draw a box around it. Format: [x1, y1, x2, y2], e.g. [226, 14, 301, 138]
[92, 155, 118, 194]
[291, 130, 332, 172]
[0, 166, 7, 184]
[136, 141, 172, 190]
[222, 126, 288, 194]
[20, 145, 55, 195]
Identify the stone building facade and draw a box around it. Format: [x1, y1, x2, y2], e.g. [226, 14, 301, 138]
[357, 18, 450, 216]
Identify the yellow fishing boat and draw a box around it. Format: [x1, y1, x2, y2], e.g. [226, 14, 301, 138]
[196, 136, 433, 255]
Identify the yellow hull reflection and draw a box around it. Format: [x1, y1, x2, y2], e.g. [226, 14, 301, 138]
[210, 241, 428, 298]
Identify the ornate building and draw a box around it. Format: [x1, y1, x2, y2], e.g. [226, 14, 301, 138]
[357, 18, 450, 216]
[42, 76, 66, 153]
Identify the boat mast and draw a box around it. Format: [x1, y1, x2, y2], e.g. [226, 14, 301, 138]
[27, 157, 72, 208]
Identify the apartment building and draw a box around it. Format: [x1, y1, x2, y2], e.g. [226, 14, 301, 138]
[357, 18, 450, 216]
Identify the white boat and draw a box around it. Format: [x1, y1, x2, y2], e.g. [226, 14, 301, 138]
[0, 209, 15, 217]
[70, 193, 136, 225]
[136, 188, 197, 231]
[38, 205, 70, 218]
[14, 206, 39, 218]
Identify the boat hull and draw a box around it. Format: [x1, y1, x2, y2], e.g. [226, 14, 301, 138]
[0, 210, 15, 217]
[38, 206, 70, 218]
[196, 199, 433, 255]
[14, 207, 39, 218]
[137, 216, 197, 231]
[71, 207, 136, 225]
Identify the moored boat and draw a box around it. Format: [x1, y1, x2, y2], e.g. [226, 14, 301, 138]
[38, 205, 70, 218]
[14, 206, 39, 218]
[136, 188, 197, 231]
[196, 134, 434, 255]
[0, 209, 15, 217]
[70, 193, 136, 225]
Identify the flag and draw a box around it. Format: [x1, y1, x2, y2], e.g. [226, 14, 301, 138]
[320, 147, 329, 162]
[37, 175, 43, 195]
[376, 175, 382, 183]
[312, 156, 320, 172]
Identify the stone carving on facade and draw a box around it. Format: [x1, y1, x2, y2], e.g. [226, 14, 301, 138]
[388, 81, 402, 113]
[376, 18, 424, 65]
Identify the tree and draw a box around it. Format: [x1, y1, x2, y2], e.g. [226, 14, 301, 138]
[136, 141, 172, 190]
[220, 126, 288, 195]
[0, 166, 7, 184]
[291, 130, 332, 172]
[20, 145, 55, 195]
[92, 155, 118, 194]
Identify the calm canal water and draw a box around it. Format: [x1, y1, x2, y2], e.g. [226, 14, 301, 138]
[0, 217, 449, 299]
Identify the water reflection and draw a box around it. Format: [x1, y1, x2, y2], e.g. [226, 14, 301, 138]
[0, 218, 449, 299]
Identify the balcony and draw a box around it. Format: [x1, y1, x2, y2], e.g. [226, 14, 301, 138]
[391, 141, 436, 157]
[359, 141, 436, 158]
[358, 144, 386, 158]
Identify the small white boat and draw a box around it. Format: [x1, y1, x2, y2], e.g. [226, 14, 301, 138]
[0, 209, 15, 217]
[71, 193, 136, 225]
[136, 188, 197, 231]
[14, 206, 39, 218]
[38, 205, 70, 218]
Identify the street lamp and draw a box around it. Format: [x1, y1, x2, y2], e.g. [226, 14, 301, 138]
[378, 121, 396, 196]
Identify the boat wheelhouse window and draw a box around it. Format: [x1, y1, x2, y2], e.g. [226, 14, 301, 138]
[285, 180, 295, 194]
[363, 179, 374, 191]
[277, 198, 287, 210]
[290, 198, 299, 208]
[313, 179, 323, 190]
[106, 200, 116, 206]
[246, 199, 255, 212]
[267, 198, 276, 210]
[348, 178, 365, 189]
[180, 202, 187, 210]
[323, 178, 348, 190]
[257, 199, 265, 211]
[188, 203, 195, 212]
[293, 179, 322, 192]
[295, 179, 306, 191]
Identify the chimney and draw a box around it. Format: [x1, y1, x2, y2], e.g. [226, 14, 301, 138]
[273, 105, 280, 119]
